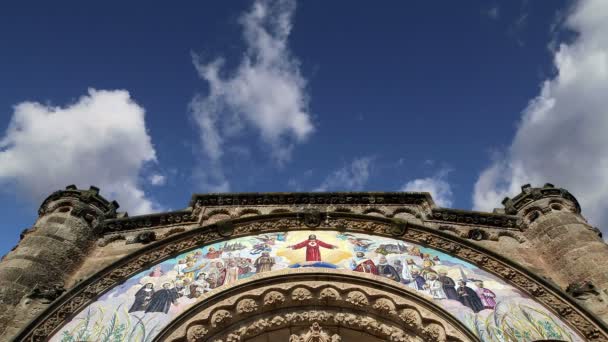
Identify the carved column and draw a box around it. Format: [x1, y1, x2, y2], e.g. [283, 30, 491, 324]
[0, 185, 118, 339]
[504, 183, 608, 321]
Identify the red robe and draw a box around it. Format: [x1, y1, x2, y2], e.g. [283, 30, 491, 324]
[353, 258, 378, 275]
[291, 239, 334, 261]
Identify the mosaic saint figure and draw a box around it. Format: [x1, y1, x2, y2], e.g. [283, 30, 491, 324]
[288, 234, 337, 262]
[189, 272, 210, 298]
[128, 283, 154, 313]
[420, 256, 438, 280]
[206, 273, 219, 289]
[393, 259, 403, 276]
[400, 264, 420, 290]
[438, 270, 459, 300]
[410, 269, 426, 290]
[238, 258, 253, 275]
[145, 283, 178, 314]
[456, 280, 484, 313]
[350, 251, 378, 274]
[424, 273, 447, 299]
[184, 261, 196, 280]
[215, 261, 227, 286]
[254, 252, 275, 273]
[474, 280, 497, 309]
[342, 233, 374, 252]
[148, 265, 163, 277]
[174, 259, 187, 276]
[225, 259, 240, 284]
[377, 255, 401, 282]
[174, 280, 187, 298]
[206, 246, 223, 259]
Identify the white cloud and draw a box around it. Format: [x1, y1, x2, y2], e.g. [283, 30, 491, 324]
[149, 174, 166, 186]
[473, 0, 608, 234]
[484, 5, 500, 20]
[0, 89, 162, 215]
[190, 0, 313, 190]
[401, 170, 453, 208]
[315, 157, 373, 192]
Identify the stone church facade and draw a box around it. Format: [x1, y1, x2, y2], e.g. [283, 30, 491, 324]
[1, 184, 607, 341]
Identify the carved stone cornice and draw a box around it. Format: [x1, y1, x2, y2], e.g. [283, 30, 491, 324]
[188, 191, 434, 207]
[157, 270, 475, 342]
[101, 210, 197, 233]
[429, 208, 522, 230]
[14, 213, 608, 342]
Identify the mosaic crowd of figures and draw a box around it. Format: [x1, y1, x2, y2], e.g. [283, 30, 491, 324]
[55, 230, 582, 342]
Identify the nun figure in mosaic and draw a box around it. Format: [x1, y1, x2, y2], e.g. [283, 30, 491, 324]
[129, 283, 154, 313]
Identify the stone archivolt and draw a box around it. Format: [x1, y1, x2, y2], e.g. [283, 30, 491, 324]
[15, 213, 608, 342]
[158, 271, 474, 342]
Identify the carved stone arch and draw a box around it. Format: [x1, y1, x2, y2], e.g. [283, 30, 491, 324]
[333, 207, 353, 213]
[237, 208, 262, 218]
[156, 269, 479, 342]
[361, 207, 387, 217]
[206, 208, 233, 218]
[390, 207, 420, 219]
[15, 212, 608, 341]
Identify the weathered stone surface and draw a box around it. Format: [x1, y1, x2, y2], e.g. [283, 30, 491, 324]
[2, 185, 608, 341]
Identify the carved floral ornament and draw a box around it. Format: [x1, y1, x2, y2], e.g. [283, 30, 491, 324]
[159, 271, 474, 342]
[17, 213, 608, 342]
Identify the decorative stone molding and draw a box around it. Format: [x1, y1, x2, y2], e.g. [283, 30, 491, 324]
[101, 209, 197, 233]
[188, 192, 433, 208]
[289, 322, 341, 342]
[25, 284, 65, 305]
[429, 208, 521, 229]
[158, 270, 474, 342]
[14, 213, 608, 342]
[436, 226, 526, 243]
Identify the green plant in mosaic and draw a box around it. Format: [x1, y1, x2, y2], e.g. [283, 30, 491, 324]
[462, 301, 574, 342]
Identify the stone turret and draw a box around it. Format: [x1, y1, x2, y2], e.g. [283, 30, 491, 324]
[503, 183, 608, 319]
[0, 185, 118, 338]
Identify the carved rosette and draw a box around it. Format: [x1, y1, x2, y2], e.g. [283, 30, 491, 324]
[16, 213, 608, 342]
[173, 275, 471, 342]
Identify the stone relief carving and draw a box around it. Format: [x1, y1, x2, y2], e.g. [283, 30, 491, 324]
[174, 275, 466, 342]
[25, 283, 65, 304]
[289, 322, 341, 342]
[567, 281, 601, 300]
[15, 214, 608, 342]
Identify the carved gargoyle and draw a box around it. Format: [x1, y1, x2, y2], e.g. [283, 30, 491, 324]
[566, 280, 600, 300]
[27, 283, 65, 304]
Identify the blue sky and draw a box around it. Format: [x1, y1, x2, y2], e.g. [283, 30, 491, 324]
[2, 0, 608, 255]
